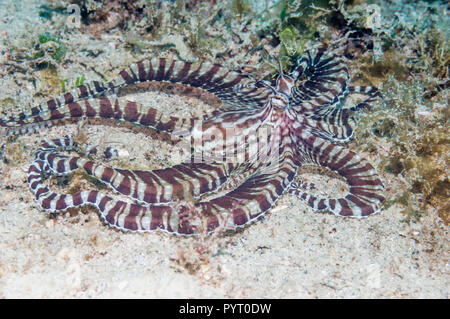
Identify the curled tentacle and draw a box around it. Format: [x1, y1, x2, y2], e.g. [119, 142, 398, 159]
[27, 158, 201, 235]
[292, 132, 384, 217]
[112, 58, 271, 110]
[290, 47, 350, 114]
[300, 84, 382, 143]
[1, 58, 271, 136]
[32, 136, 237, 205]
[27, 135, 297, 234]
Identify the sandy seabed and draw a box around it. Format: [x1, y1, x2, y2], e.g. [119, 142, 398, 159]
[0, 0, 448, 298]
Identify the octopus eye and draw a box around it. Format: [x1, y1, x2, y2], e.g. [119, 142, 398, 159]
[271, 95, 288, 107]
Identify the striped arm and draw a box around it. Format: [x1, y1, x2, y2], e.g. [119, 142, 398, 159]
[195, 142, 298, 232]
[24, 88, 275, 208]
[27, 137, 297, 234]
[1, 58, 271, 135]
[2, 97, 198, 136]
[346, 85, 381, 111]
[300, 117, 357, 143]
[299, 85, 382, 143]
[312, 85, 381, 118]
[107, 58, 271, 110]
[27, 160, 296, 235]
[293, 131, 384, 217]
[27, 159, 201, 234]
[290, 47, 350, 114]
[27, 136, 230, 234]
[3, 88, 273, 150]
[0, 80, 111, 125]
[33, 136, 237, 205]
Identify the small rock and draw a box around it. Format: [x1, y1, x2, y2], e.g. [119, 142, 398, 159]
[117, 148, 129, 158]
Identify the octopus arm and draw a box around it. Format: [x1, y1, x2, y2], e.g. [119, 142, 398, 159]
[292, 135, 384, 217]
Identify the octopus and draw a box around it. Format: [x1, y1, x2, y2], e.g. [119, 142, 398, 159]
[0, 46, 384, 235]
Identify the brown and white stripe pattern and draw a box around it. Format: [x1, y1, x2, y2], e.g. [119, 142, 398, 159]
[1, 58, 271, 134]
[287, 47, 382, 144]
[27, 129, 296, 234]
[5, 47, 384, 235]
[290, 129, 384, 217]
[107, 58, 272, 111]
[1, 80, 110, 124]
[289, 47, 350, 114]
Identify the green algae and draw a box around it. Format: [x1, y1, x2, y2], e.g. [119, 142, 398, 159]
[36, 32, 67, 63]
[356, 73, 448, 224]
[279, 26, 306, 58]
[61, 75, 86, 93]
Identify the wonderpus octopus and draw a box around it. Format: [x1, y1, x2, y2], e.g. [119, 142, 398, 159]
[0, 46, 385, 235]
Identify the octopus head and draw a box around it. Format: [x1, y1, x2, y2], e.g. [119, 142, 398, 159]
[269, 60, 295, 110]
[269, 92, 290, 110]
